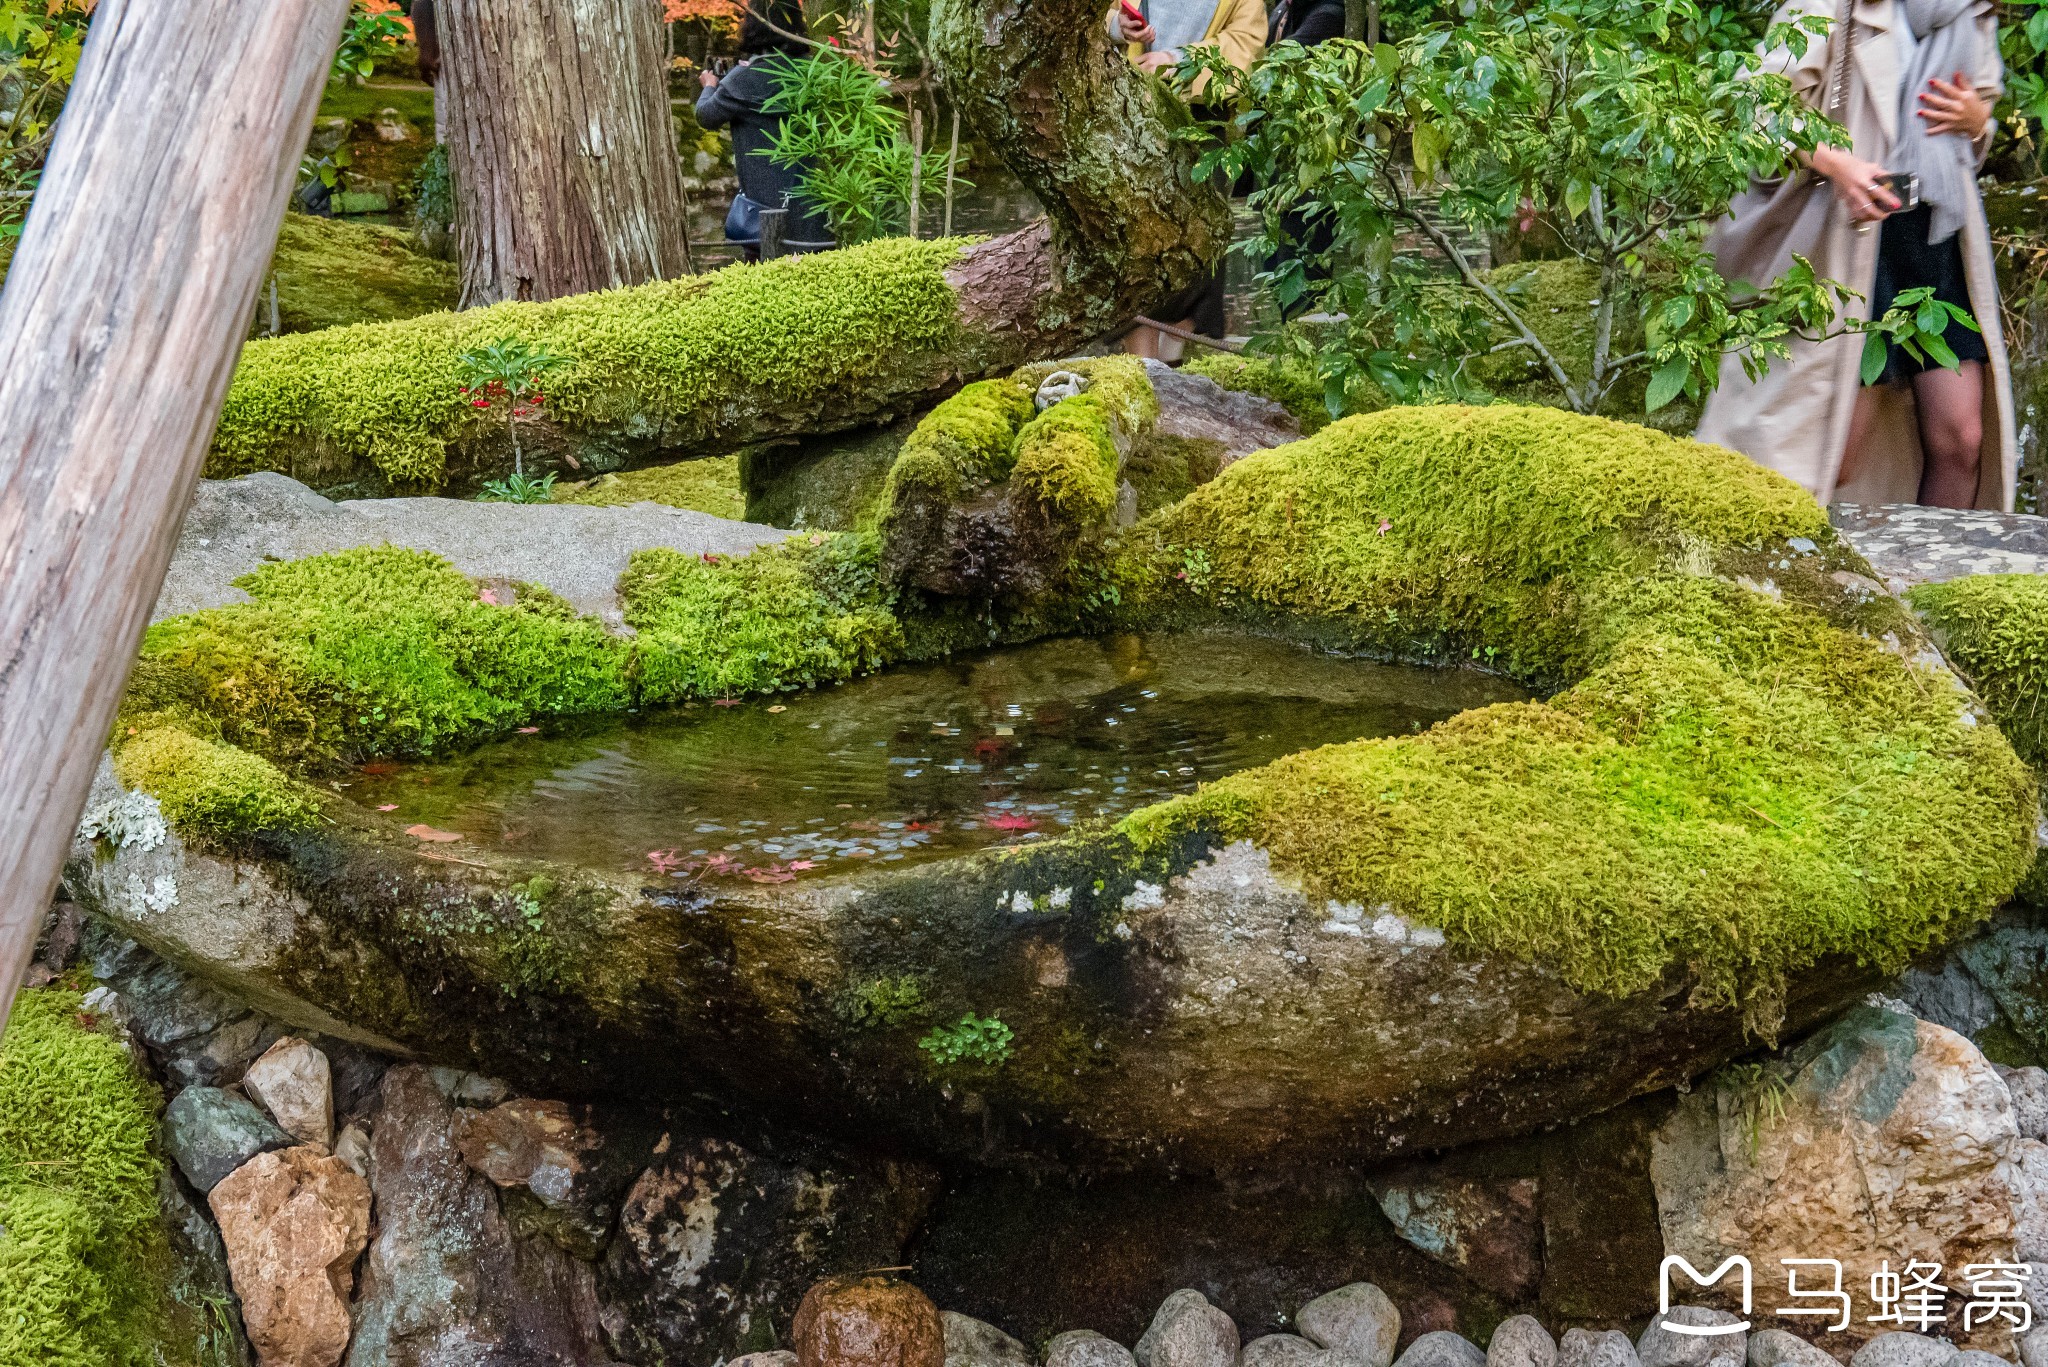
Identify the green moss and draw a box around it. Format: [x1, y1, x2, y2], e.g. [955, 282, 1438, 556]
[918, 1012, 1016, 1068]
[132, 546, 632, 768]
[112, 726, 321, 838]
[0, 987, 188, 1367]
[880, 378, 1035, 511]
[554, 454, 747, 520]
[265, 212, 457, 334]
[211, 236, 966, 489]
[317, 81, 434, 126]
[621, 534, 904, 702]
[1010, 392, 1123, 528]
[1181, 351, 1340, 433]
[1116, 406, 2036, 1020]
[1906, 574, 2048, 768]
[1012, 355, 1159, 435]
[847, 975, 928, 1027]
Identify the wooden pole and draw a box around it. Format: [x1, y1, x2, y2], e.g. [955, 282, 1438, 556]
[943, 106, 961, 238]
[907, 102, 924, 239]
[0, 0, 352, 1030]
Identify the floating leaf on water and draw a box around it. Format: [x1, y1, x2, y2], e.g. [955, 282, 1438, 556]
[377, 804, 399, 812]
[406, 824, 463, 843]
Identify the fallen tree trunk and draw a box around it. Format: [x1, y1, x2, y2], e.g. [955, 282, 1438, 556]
[0, 0, 353, 1028]
[203, 0, 1231, 496]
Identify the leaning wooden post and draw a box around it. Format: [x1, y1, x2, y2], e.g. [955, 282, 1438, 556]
[0, 0, 352, 1029]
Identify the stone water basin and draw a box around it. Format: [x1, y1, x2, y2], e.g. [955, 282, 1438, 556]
[345, 632, 1524, 882]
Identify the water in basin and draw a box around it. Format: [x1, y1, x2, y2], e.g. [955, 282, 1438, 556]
[346, 633, 1525, 882]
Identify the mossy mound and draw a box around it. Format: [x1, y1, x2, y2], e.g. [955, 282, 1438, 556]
[264, 212, 457, 334]
[553, 454, 747, 520]
[1117, 406, 2036, 1019]
[112, 726, 321, 839]
[210, 237, 967, 492]
[0, 987, 196, 1367]
[1907, 574, 2048, 768]
[1180, 353, 1334, 434]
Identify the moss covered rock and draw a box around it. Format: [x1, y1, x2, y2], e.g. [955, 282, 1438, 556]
[1907, 573, 2048, 767]
[264, 212, 457, 335]
[0, 987, 212, 1366]
[78, 405, 2036, 1179]
[553, 454, 746, 520]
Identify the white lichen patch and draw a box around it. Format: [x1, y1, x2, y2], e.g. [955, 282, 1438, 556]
[78, 790, 168, 852]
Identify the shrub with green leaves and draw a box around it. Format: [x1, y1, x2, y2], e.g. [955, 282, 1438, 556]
[1178, 0, 1970, 419]
[919, 1013, 1016, 1067]
[762, 52, 953, 245]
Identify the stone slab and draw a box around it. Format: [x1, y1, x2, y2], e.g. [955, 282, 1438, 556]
[1831, 503, 2048, 591]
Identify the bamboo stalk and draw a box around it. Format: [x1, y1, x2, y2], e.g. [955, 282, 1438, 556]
[943, 106, 960, 238]
[908, 102, 924, 238]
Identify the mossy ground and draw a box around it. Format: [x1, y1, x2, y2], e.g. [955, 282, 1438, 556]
[212, 237, 966, 489]
[554, 454, 746, 520]
[0, 987, 196, 1367]
[1115, 406, 2036, 1020]
[263, 212, 456, 335]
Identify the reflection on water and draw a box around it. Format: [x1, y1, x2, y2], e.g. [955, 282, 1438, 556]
[347, 633, 1524, 881]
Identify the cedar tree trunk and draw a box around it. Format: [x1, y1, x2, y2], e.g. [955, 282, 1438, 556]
[440, 0, 690, 306]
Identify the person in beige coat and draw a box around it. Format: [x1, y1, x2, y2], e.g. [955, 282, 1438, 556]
[1696, 0, 2016, 510]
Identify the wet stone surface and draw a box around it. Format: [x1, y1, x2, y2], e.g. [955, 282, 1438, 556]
[1831, 503, 2048, 590]
[346, 632, 1524, 882]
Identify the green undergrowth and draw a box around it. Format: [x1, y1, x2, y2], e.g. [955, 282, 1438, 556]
[1181, 351, 1336, 433]
[0, 987, 191, 1367]
[264, 212, 457, 334]
[212, 236, 967, 489]
[553, 454, 747, 520]
[1907, 574, 2048, 768]
[1115, 406, 2035, 1021]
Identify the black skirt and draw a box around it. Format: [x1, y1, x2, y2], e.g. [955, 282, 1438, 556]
[1869, 203, 1989, 383]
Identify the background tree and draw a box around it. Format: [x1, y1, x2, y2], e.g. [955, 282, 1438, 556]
[438, 0, 690, 306]
[1185, 0, 1968, 419]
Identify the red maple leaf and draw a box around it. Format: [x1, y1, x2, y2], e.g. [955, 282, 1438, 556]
[984, 812, 1037, 832]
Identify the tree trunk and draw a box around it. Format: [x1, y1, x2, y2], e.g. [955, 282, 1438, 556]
[0, 0, 350, 1028]
[209, 0, 1231, 494]
[440, 0, 690, 307]
[930, 0, 1232, 351]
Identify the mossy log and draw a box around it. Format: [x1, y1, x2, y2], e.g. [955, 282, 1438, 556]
[78, 404, 2038, 1177]
[208, 0, 1230, 497]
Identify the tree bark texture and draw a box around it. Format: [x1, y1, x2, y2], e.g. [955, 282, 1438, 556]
[0, 0, 351, 1028]
[441, 0, 691, 307]
[930, 0, 1232, 351]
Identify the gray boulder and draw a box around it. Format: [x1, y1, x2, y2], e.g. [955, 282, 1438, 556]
[1298, 1284, 1400, 1367]
[1639, 1308, 1746, 1367]
[730, 1355, 799, 1367]
[1488, 1317, 1557, 1367]
[1136, 1291, 1239, 1367]
[945, 1312, 1033, 1367]
[344, 1065, 612, 1367]
[1949, 1353, 2010, 1367]
[161, 1085, 291, 1193]
[2004, 1066, 2048, 1143]
[1560, 1330, 1640, 1367]
[1846, 1336, 1956, 1367]
[1747, 1331, 1837, 1367]
[1050, 1332, 1139, 1367]
[1394, 1334, 1487, 1367]
[1241, 1336, 1326, 1367]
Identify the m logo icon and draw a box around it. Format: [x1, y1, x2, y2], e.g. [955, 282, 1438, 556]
[1659, 1256, 1753, 1334]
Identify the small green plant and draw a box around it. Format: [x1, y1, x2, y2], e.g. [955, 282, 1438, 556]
[919, 1012, 1016, 1067]
[849, 975, 927, 1027]
[456, 337, 567, 477]
[478, 471, 557, 504]
[761, 53, 956, 245]
[411, 141, 452, 235]
[1718, 1060, 1795, 1160]
[332, 0, 410, 84]
[1176, 546, 1214, 593]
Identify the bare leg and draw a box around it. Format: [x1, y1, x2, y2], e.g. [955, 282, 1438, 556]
[1836, 383, 1885, 492]
[1911, 360, 1985, 507]
[1123, 324, 1162, 360]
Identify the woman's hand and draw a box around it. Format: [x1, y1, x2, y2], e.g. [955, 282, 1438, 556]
[699, 68, 718, 89]
[1136, 49, 1177, 71]
[1810, 143, 1901, 223]
[1918, 71, 1991, 141]
[1117, 12, 1157, 44]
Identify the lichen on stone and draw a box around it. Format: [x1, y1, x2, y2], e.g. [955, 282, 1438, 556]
[0, 987, 193, 1367]
[210, 236, 967, 489]
[1114, 405, 2037, 1021]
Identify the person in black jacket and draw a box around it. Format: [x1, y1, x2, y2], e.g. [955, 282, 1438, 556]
[1266, 0, 1347, 46]
[695, 0, 836, 259]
